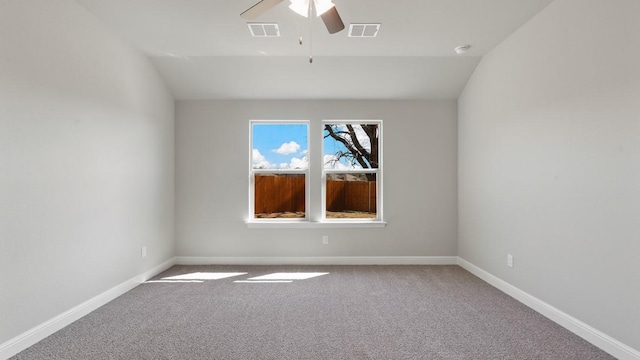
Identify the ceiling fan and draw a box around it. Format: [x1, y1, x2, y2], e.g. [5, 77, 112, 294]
[241, 0, 345, 34]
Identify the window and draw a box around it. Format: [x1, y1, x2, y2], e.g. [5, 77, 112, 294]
[323, 121, 381, 221]
[248, 119, 383, 226]
[250, 121, 309, 220]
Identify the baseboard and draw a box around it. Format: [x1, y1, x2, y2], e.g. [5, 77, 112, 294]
[8, 256, 634, 360]
[457, 257, 640, 360]
[0, 258, 176, 360]
[175, 256, 458, 266]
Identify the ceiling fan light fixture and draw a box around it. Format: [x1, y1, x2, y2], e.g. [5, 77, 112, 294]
[289, 0, 309, 17]
[312, 0, 334, 16]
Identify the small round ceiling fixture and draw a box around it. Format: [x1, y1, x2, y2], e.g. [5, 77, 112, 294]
[454, 45, 471, 55]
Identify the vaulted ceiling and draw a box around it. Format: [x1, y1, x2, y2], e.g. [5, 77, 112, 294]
[75, 0, 555, 100]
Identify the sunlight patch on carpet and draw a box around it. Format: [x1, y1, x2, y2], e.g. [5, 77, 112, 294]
[234, 272, 330, 283]
[146, 272, 248, 283]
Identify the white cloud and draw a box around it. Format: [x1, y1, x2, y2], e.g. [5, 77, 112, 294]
[254, 148, 308, 170]
[252, 149, 274, 169]
[273, 141, 300, 155]
[277, 156, 308, 170]
[253, 149, 266, 162]
[289, 156, 308, 169]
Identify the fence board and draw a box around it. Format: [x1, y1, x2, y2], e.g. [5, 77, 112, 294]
[326, 180, 377, 213]
[255, 175, 377, 215]
[254, 174, 305, 214]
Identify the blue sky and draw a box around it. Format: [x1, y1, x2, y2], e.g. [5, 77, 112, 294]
[252, 122, 371, 170]
[252, 123, 309, 169]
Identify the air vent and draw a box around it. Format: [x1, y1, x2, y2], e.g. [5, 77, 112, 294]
[348, 23, 380, 37]
[247, 23, 280, 37]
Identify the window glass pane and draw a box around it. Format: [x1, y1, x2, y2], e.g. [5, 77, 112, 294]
[254, 174, 306, 218]
[325, 173, 377, 219]
[324, 124, 379, 170]
[252, 123, 308, 170]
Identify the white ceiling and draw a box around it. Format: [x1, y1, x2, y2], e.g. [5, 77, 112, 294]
[75, 0, 554, 100]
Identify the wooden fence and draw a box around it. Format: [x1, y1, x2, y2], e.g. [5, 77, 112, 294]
[326, 179, 377, 213]
[254, 174, 305, 214]
[254, 174, 376, 214]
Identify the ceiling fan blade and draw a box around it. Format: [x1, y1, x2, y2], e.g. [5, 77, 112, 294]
[240, 0, 285, 20]
[320, 6, 345, 34]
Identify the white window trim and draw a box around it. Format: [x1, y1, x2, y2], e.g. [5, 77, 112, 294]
[245, 119, 385, 228]
[245, 221, 386, 228]
[248, 120, 310, 223]
[321, 120, 383, 223]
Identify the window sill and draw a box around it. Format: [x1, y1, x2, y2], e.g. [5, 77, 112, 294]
[245, 221, 387, 229]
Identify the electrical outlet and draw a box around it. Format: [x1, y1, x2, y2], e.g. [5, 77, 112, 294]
[322, 235, 329, 245]
[141, 246, 147, 258]
[507, 254, 513, 268]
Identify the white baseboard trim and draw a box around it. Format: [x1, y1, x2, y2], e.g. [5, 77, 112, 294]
[7, 256, 635, 360]
[175, 256, 458, 266]
[0, 258, 176, 360]
[457, 257, 640, 360]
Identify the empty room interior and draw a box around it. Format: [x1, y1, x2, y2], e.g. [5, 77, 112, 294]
[1, 0, 639, 359]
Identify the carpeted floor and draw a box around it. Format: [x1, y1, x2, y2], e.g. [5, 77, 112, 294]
[12, 265, 615, 359]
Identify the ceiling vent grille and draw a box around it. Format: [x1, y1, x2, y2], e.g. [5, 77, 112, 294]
[247, 23, 280, 37]
[348, 23, 380, 37]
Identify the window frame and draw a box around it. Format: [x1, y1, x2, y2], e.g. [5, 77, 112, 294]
[321, 120, 383, 223]
[248, 120, 310, 223]
[246, 119, 385, 228]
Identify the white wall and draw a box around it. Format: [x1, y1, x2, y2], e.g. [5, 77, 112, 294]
[0, 0, 174, 345]
[176, 100, 457, 258]
[459, 0, 640, 352]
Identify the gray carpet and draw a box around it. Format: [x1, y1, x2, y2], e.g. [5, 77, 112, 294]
[12, 265, 615, 359]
